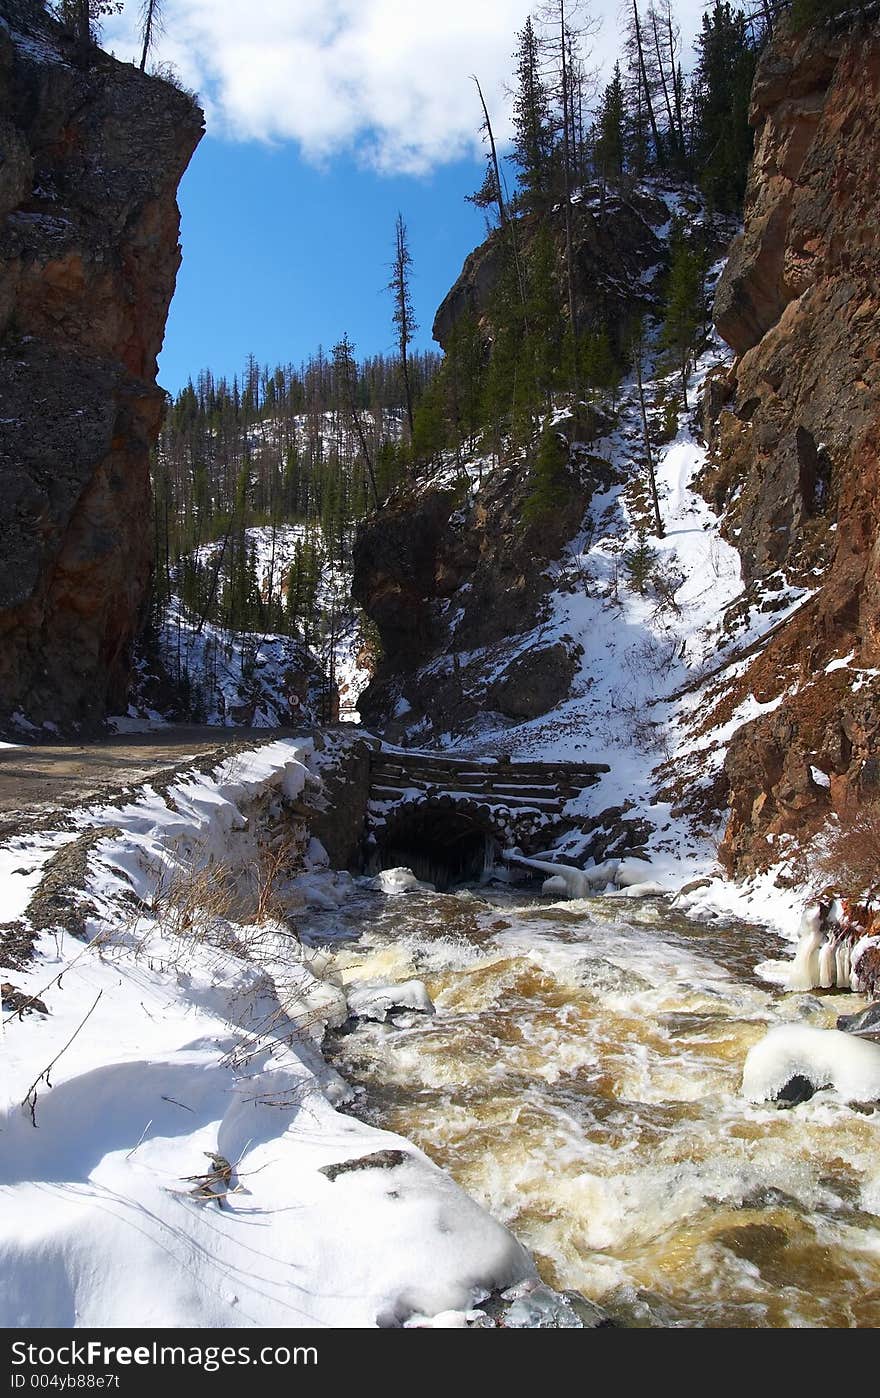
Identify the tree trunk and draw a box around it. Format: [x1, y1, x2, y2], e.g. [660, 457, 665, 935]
[650, 7, 678, 159]
[473, 75, 529, 325]
[633, 1, 665, 167]
[74, 0, 90, 64]
[400, 351, 415, 441]
[635, 335, 664, 537]
[560, 4, 578, 346]
[140, 0, 155, 72]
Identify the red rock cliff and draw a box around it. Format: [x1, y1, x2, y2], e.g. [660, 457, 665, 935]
[0, 0, 203, 730]
[708, 13, 880, 874]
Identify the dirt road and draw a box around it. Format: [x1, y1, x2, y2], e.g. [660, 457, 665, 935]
[0, 726, 307, 839]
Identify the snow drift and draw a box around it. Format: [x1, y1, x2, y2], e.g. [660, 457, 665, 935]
[0, 739, 534, 1327]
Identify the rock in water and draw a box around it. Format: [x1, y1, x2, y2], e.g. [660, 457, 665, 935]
[774, 1073, 822, 1108]
[346, 979, 435, 1023]
[483, 1278, 610, 1329]
[837, 1002, 880, 1040]
[742, 1023, 880, 1106]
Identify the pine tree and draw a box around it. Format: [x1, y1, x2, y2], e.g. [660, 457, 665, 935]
[581, 327, 620, 400]
[624, 0, 666, 170]
[523, 224, 564, 400]
[53, 1, 123, 59]
[630, 317, 664, 538]
[535, 0, 594, 339]
[647, 1, 686, 168]
[661, 220, 705, 408]
[692, 2, 759, 211]
[466, 160, 503, 230]
[510, 17, 555, 211]
[410, 383, 448, 467]
[139, 0, 163, 71]
[522, 428, 571, 524]
[469, 75, 509, 235]
[594, 63, 627, 191]
[388, 214, 417, 441]
[331, 333, 381, 510]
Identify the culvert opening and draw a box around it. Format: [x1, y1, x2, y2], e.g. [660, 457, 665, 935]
[375, 808, 496, 892]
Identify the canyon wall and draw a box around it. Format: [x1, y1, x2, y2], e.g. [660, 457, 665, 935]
[708, 13, 880, 874]
[0, 0, 203, 730]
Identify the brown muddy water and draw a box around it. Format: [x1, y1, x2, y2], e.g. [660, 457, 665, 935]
[305, 884, 880, 1328]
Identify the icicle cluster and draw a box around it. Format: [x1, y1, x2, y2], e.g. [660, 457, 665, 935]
[787, 899, 880, 993]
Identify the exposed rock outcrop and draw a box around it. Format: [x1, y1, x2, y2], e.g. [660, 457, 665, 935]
[433, 186, 684, 356]
[488, 642, 579, 721]
[303, 732, 376, 872]
[705, 14, 880, 874]
[353, 415, 613, 738]
[0, 1, 203, 731]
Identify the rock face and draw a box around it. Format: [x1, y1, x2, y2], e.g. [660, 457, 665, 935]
[433, 186, 682, 357]
[488, 643, 578, 721]
[355, 183, 732, 743]
[0, 1, 203, 730]
[705, 14, 880, 875]
[352, 414, 610, 738]
[303, 733, 376, 872]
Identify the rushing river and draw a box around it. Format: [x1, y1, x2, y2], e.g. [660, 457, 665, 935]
[303, 881, 880, 1327]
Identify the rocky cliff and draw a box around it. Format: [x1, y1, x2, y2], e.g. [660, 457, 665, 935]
[706, 12, 880, 875]
[352, 411, 612, 740]
[433, 185, 681, 358]
[0, 0, 203, 731]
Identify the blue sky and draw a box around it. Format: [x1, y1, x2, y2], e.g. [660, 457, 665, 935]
[103, 0, 706, 397]
[160, 140, 490, 394]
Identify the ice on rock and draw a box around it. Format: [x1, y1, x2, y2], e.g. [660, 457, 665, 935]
[614, 856, 656, 887]
[542, 875, 571, 899]
[786, 908, 824, 991]
[504, 850, 591, 898]
[852, 936, 880, 976]
[347, 979, 436, 1023]
[492, 1279, 605, 1329]
[742, 1023, 880, 1104]
[368, 867, 435, 895]
[837, 1001, 880, 1037]
[817, 939, 836, 989]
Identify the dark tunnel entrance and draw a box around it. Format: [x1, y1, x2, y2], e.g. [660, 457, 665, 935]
[373, 806, 496, 892]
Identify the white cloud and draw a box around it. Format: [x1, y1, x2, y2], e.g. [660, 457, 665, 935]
[105, 0, 707, 175]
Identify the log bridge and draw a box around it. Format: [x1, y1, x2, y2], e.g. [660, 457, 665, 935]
[365, 748, 609, 888]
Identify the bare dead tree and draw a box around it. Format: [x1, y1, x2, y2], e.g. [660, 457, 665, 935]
[471, 75, 507, 232]
[471, 74, 529, 323]
[139, 0, 164, 72]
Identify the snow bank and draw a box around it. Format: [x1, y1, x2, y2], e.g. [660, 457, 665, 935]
[0, 739, 534, 1327]
[742, 1024, 880, 1105]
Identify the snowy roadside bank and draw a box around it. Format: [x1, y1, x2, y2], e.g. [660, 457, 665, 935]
[0, 739, 544, 1329]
